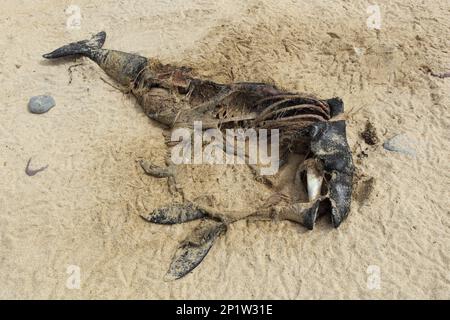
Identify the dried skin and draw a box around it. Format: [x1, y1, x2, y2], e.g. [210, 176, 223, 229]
[130, 58, 332, 145]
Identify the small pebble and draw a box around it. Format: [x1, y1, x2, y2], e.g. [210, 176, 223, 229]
[28, 95, 55, 114]
[383, 134, 416, 157]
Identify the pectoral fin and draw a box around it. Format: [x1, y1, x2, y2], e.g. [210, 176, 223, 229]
[165, 220, 226, 280]
[141, 202, 206, 225]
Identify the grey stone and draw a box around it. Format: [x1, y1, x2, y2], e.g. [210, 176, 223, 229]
[28, 95, 55, 114]
[383, 134, 416, 157]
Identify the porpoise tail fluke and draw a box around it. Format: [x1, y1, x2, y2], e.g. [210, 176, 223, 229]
[42, 31, 148, 86]
[43, 31, 106, 60]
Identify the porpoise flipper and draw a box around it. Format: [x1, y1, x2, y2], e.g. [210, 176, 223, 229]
[164, 220, 226, 280]
[141, 203, 207, 225]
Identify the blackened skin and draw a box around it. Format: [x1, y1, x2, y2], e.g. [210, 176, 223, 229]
[309, 119, 354, 227]
[326, 97, 345, 117]
[302, 200, 321, 230]
[43, 31, 106, 60]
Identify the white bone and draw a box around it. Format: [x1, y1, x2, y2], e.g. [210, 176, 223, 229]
[306, 164, 323, 202]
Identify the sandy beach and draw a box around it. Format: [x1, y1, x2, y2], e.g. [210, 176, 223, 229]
[0, 0, 449, 299]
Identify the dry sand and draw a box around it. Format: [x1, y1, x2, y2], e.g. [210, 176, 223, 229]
[0, 0, 449, 299]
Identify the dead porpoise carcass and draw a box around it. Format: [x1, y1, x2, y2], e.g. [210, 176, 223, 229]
[43, 31, 354, 280]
